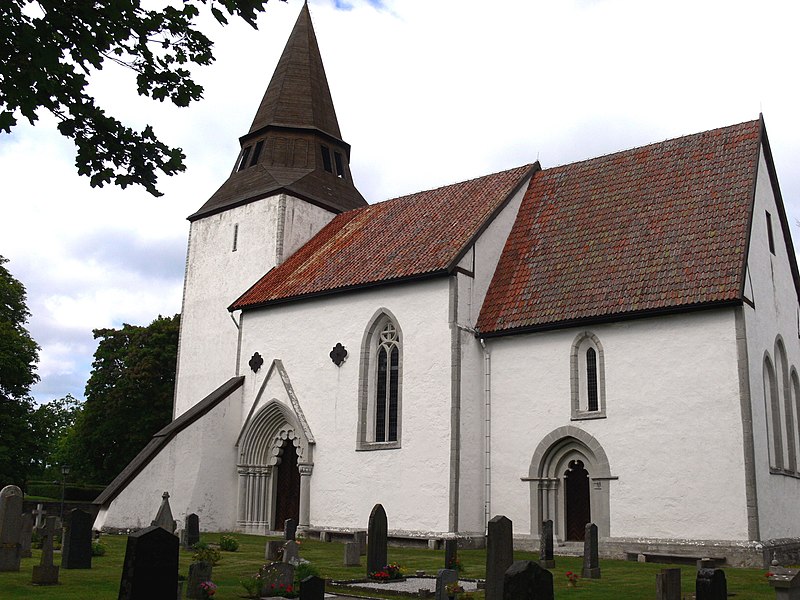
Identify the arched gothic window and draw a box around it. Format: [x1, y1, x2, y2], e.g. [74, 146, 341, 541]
[764, 353, 783, 471]
[357, 310, 403, 450]
[571, 332, 606, 419]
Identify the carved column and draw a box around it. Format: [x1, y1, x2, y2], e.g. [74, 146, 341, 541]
[298, 463, 313, 529]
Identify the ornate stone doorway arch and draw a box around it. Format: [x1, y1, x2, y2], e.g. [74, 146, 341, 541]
[525, 426, 615, 541]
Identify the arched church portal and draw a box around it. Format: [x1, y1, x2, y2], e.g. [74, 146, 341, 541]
[237, 400, 312, 534]
[527, 427, 614, 541]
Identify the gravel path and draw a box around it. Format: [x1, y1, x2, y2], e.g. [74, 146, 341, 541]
[344, 576, 479, 594]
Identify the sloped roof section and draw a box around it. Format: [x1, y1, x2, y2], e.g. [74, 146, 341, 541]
[231, 164, 535, 310]
[477, 120, 762, 335]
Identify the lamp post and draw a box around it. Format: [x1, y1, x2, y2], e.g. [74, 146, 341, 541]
[60, 465, 70, 521]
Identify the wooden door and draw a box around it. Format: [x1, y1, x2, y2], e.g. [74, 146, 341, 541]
[565, 459, 591, 541]
[273, 441, 301, 530]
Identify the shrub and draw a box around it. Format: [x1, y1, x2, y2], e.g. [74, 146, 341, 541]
[91, 542, 107, 556]
[295, 560, 320, 586]
[219, 535, 239, 552]
[192, 543, 222, 566]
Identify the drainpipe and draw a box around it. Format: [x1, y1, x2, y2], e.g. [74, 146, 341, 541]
[480, 337, 491, 530]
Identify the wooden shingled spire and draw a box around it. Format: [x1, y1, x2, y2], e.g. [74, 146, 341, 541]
[190, 2, 366, 221]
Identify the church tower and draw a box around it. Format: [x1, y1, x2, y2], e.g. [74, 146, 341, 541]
[174, 3, 366, 416]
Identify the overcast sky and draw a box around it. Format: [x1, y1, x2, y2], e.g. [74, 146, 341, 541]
[2, 0, 800, 403]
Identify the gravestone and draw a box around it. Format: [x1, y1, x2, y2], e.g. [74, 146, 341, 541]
[62, 508, 93, 569]
[300, 575, 325, 600]
[186, 560, 213, 599]
[284, 518, 297, 541]
[31, 516, 59, 585]
[444, 538, 458, 570]
[344, 542, 360, 566]
[697, 558, 716, 570]
[367, 504, 388, 576]
[185, 513, 200, 548]
[656, 567, 681, 600]
[696, 568, 727, 600]
[353, 530, 367, 556]
[20, 512, 33, 558]
[283, 540, 300, 564]
[151, 491, 177, 533]
[261, 562, 295, 596]
[435, 568, 459, 600]
[0, 485, 23, 571]
[32, 503, 46, 530]
[118, 525, 179, 599]
[266, 540, 284, 561]
[768, 569, 800, 600]
[581, 523, 600, 579]
[503, 560, 554, 600]
[539, 520, 555, 569]
[485, 515, 514, 600]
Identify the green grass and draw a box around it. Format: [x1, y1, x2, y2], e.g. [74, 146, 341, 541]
[0, 532, 778, 599]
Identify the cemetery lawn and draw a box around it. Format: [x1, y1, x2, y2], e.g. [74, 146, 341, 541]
[0, 532, 779, 599]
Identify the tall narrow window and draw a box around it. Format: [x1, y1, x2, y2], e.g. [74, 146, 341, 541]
[320, 145, 333, 173]
[237, 146, 252, 172]
[249, 140, 264, 166]
[375, 321, 399, 442]
[586, 347, 598, 411]
[766, 211, 776, 255]
[334, 151, 346, 179]
[232, 223, 239, 252]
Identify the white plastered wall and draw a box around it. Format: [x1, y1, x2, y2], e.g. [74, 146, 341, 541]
[237, 278, 454, 534]
[454, 175, 531, 535]
[742, 147, 800, 540]
[94, 386, 244, 532]
[487, 309, 750, 541]
[174, 195, 335, 417]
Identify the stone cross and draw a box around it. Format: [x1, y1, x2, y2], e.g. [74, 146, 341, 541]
[0, 484, 23, 572]
[151, 491, 177, 533]
[186, 560, 213, 599]
[62, 508, 93, 569]
[19, 512, 33, 558]
[435, 568, 459, 600]
[485, 515, 514, 600]
[581, 523, 601, 579]
[367, 503, 388, 576]
[696, 567, 727, 600]
[118, 525, 179, 599]
[539, 520, 555, 569]
[32, 503, 46, 530]
[503, 560, 554, 600]
[31, 516, 59, 585]
[656, 567, 681, 600]
[444, 538, 458, 571]
[300, 575, 325, 600]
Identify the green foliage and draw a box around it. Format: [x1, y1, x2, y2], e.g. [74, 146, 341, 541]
[294, 560, 320, 586]
[91, 542, 107, 556]
[239, 572, 262, 599]
[219, 534, 239, 552]
[29, 394, 82, 479]
[0, 0, 283, 196]
[64, 314, 179, 484]
[192, 542, 222, 566]
[0, 255, 39, 489]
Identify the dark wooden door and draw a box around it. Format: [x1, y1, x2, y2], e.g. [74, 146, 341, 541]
[273, 441, 301, 530]
[565, 459, 591, 541]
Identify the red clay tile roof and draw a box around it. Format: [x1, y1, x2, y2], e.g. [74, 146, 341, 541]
[232, 164, 535, 310]
[477, 120, 762, 335]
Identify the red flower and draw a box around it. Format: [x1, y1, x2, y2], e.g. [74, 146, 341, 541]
[766, 572, 774, 577]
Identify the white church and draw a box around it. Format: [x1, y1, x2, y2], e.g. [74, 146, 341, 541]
[94, 3, 800, 567]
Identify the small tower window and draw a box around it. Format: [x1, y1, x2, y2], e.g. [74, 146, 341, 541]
[766, 211, 776, 255]
[249, 140, 264, 167]
[232, 223, 239, 252]
[321, 145, 333, 173]
[237, 146, 252, 172]
[334, 151, 346, 179]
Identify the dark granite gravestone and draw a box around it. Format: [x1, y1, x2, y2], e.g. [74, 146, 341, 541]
[0, 485, 23, 572]
[62, 508, 93, 569]
[31, 516, 59, 585]
[283, 540, 300, 564]
[284, 518, 297, 541]
[435, 568, 459, 600]
[444, 538, 458, 570]
[261, 562, 295, 597]
[503, 560, 554, 600]
[581, 523, 600, 579]
[696, 567, 727, 600]
[185, 513, 200, 548]
[367, 504, 388, 576]
[151, 491, 177, 533]
[20, 512, 33, 558]
[656, 567, 681, 600]
[300, 575, 325, 600]
[485, 515, 514, 600]
[539, 520, 555, 569]
[344, 542, 360, 566]
[118, 525, 179, 599]
[353, 530, 367, 556]
[186, 560, 213, 599]
[266, 540, 284, 561]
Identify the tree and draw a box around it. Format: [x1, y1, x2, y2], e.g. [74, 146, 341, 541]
[0, 255, 39, 489]
[66, 314, 179, 484]
[29, 394, 82, 478]
[0, 0, 283, 196]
